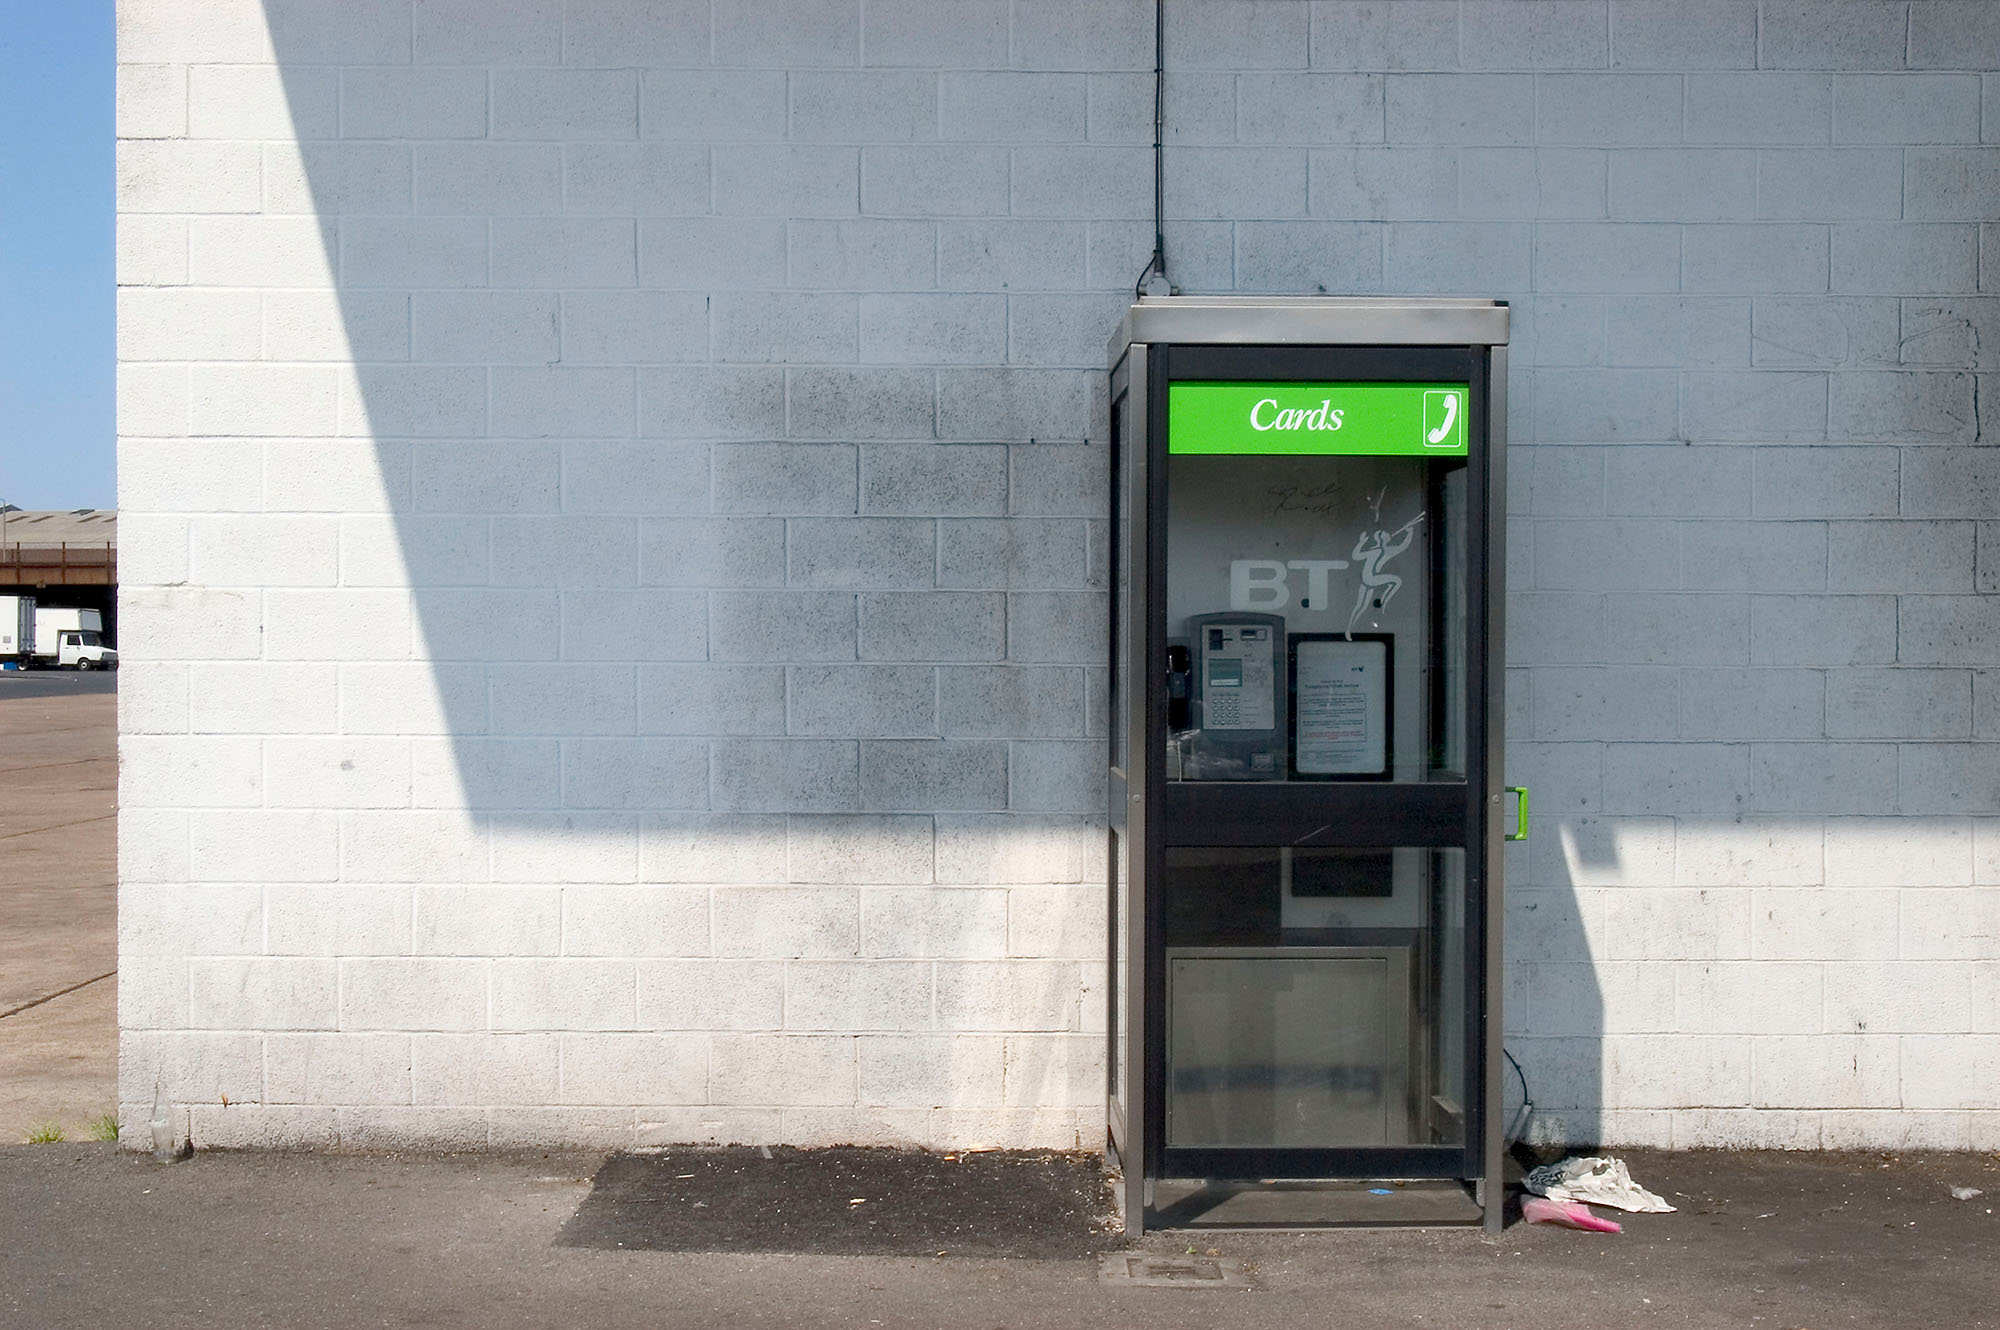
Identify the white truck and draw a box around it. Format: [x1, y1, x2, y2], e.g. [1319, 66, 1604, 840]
[0, 595, 32, 667]
[29, 606, 117, 670]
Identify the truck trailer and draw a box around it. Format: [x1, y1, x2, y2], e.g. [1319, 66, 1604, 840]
[30, 606, 116, 670]
[0, 595, 34, 667]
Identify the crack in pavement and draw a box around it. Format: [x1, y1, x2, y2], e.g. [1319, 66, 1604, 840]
[0, 972, 116, 1022]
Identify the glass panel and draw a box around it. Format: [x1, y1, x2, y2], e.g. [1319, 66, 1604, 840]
[1109, 826, 1129, 1115]
[1162, 846, 1466, 1150]
[1110, 387, 1129, 775]
[1163, 418, 1468, 784]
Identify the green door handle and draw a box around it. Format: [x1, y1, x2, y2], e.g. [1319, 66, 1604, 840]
[1504, 787, 1528, 842]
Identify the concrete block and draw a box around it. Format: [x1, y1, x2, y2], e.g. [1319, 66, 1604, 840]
[1552, 591, 1755, 665]
[785, 961, 932, 1032]
[267, 1034, 411, 1106]
[489, 662, 637, 737]
[1007, 742, 1102, 815]
[265, 289, 409, 364]
[118, 140, 262, 216]
[710, 292, 856, 365]
[1899, 743, 2000, 814]
[714, 884, 860, 957]
[1533, 224, 1677, 294]
[862, 146, 1008, 217]
[338, 810, 486, 886]
[640, 665, 785, 737]
[1751, 296, 1898, 367]
[1978, 671, 2000, 740]
[1008, 0, 1148, 69]
[1685, 72, 1831, 144]
[859, 887, 1009, 960]
[117, 288, 260, 364]
[188, 515, 339, 589]
[789, 219, 936, 293]
[1685, 225, 1830, 294]
[1902, 1035, 2000, 1110]
[1900, 298, 2000, 371]
[712, 444, 857, 516]
[338, 364, 489, 439]
[1752, 446, 1898, 518]
[1607, 150, 1755, 221]
[116, 63, 184, 139]
[1599, 742, 1750, 816]
[939, 72, 1082, 142]
[790, 368, 936, 441]
[711, 1034, 854, 1106]
[637, 70, 782, 145]
[1607, 1037, 1753, 1109]
[1532, 519, 1679, 591]
[1752, 1034, 1900, 1108]
[1460, 0, 1607, 68]
[1531, 667, 1677, 739]
[1161, 146, 1308, 220]
[1307, 1, 1458, 70]
[342, 67, 488, 139]
[121, 736, 262, 810]
[116, 366, 189, 440]
[564, 144, 708, 217]
[415, 587, 560, 663]
[413, 0, 559, 62]
[788, 70, 937, 142]
[1670, 816, 1821, 886]
[118, 586, 258, 662]
[562, 740, 710, 812]
[1678, 667, 1825, 739]
[1679, 519, 1827, 592]
[709, 739, 861, 813]
[1600, 887, 1751, 960]
[412, 737, 565, 810]
[934, 815, 1096, 885]
[857, 1035, 1005, 1107]
[188, 958, 337, 1032]
[934, 960, 1082, 1032]
[1834, 959, 1973, 1033]
[1837, 73, 1982, 143]
[638, 960, 785, 1030]
[788, 518, 934, 590]
[1831, 371, 1976, 440]
[1909, 1, 2000, 69]
[340, 217, 485, 290]
[120, 1031, 263, 1110]
[936, 220, 1084, 292]
[1005, 884, 1103, 961]
[1531, 961, 1677, 1036]
[640, 518, 786, 588]
[1750, 740, 1900, 814]
[559, 292, 708, 366]
[1235, 220, 1385, 294]
[118, 662, 188, 736]
[640, 219, 788, 290]
[1611, 0, 1757, 69]
[1005, 592, 1105, 665]
[1603, 445, 1750, 517]
[491, 219, 639, 290]
[713, 145, 858, 217]
[937, 370, 1093, 443]
[1385, 74, 1535, 145]
[1309, 148, 1455, 221]
[1758, 0, 1909, 71]
[859, 741, 1008, 812]
[1237, 75, 1383, 145]
[860, 444, 1005, 517]
[1680, 964, 1824, 1040]
[340, 957, 489, 1032]
[1984, 524, 2000, 593]
[561, 0, 706, 65]
[640, 813, 788, 883]
[116, 214, 186, 287]
[332, 1106, 490, 1150]
[1903, 447, 2000, 518]
[937, 519, 1088, 592]
[1010, 146, 1151, 220]
[412, 143, 561, 217]
[938, 667, 1085, 739]
[1158, 0, 1304, 67]
[1534, 369, 1678, 440]
[788, 665, 936, 738]
[1758, 148, 1904, 221]
[860, 294, 1006, 366]
[120, 881, 259, 960]
[1833, 224, 1980, 293]
[264, 737, 412, 811]
[1824, 1110, 1974, 1151]
[263, 142, 412, 218]
[408, 1033, 557, 1106]
[491, 69, 636, 141]
[858, 593, 1006, 663]
[1903, 884, 2000, 957]
[491, 960, 636, 1032]
[1827, 520, 1973, 593]
[187, 365, 337, 439]
[561, 1033, 708, 1106]
[1752, 592, 1888, 664]
[1542, 78, 1682, 149]
[413, 885, 561, 958]
[486, 813, 639, 885]
[1825, 815, 1973, 886]
[709, 591, 857, 662]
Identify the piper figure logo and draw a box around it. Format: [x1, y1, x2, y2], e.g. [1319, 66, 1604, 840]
[1347, 517, 1420, 635]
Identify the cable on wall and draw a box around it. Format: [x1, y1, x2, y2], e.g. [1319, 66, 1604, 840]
[1134, 0, 1171, 298]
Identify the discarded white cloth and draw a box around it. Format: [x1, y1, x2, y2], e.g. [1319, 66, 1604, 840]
[1523, 1155, 1676, 1213]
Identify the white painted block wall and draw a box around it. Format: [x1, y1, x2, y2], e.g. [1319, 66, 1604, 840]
[116, 0, 2000, 1152]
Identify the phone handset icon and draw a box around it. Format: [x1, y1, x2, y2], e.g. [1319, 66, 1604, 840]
[1425, 392, 1459, 445]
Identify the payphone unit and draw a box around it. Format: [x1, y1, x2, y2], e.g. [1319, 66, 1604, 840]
[1106, 297, 1513, 1234]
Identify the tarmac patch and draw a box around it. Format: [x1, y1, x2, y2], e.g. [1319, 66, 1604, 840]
[556, 1146, 1116, 1259]
[1097, 1252, 1256, 1288]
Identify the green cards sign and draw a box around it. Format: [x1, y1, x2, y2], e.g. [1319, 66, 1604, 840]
[1169, 382, 1470, 457]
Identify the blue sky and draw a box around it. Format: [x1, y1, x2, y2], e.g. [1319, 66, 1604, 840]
[0, 2, 113, 511]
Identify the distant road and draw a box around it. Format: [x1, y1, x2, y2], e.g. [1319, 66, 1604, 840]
[0, 671, 117, 701]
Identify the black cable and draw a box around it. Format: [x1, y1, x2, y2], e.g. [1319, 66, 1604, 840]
[1133, 0, 1166, 298]
[1504, 1047, 1530, 1107]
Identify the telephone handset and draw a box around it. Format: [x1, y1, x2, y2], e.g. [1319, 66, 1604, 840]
[1426, 391, 1458, 444]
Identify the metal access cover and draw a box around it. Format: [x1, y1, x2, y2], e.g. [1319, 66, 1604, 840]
[1098, 1253, 1256, 1288]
